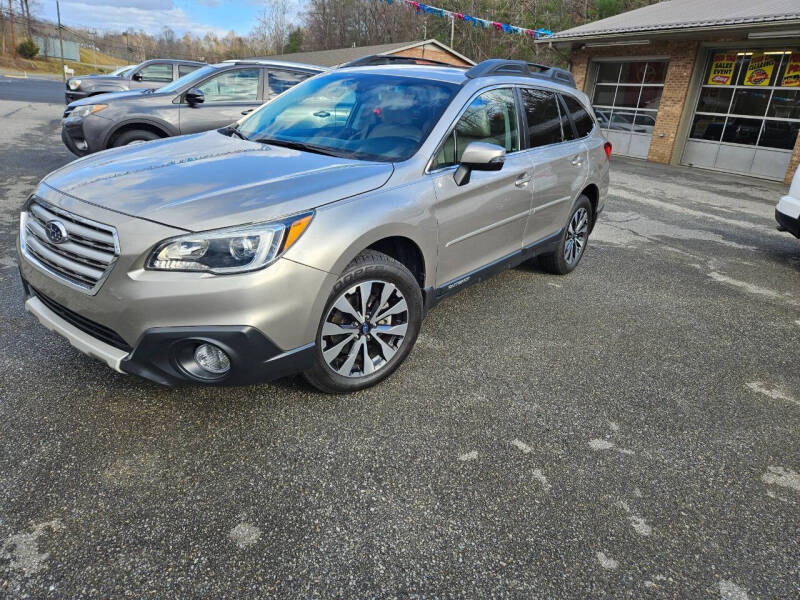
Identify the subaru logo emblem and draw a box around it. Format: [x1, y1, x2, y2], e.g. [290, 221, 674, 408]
[46, 220, 68, 244]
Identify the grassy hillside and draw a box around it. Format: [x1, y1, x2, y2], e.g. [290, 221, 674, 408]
[78, 47, 127, 68]
[0, 50, 127, 76]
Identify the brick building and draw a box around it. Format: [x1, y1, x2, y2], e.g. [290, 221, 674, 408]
[537, 0, 800, 183]
[270, 39, 474, 68]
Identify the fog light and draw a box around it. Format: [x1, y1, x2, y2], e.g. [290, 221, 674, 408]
[194, 343, 231, 375]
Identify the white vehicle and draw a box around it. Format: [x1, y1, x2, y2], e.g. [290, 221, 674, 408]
[776, 167, 800, 239]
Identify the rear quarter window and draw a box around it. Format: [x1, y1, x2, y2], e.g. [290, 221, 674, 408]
[562, 94, 595, 138]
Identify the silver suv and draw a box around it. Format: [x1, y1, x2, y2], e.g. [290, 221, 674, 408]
[61, 59, 323, 156]
[17, 58, 610, 393]
[65, 59, 206, 104]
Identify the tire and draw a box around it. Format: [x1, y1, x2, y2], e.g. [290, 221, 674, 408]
[538, 195, 593, 275]
[111, 129, 160, 148]
[304, 250, 423, 394]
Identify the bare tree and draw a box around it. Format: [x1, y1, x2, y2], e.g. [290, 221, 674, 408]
[249, 0, 293, 56]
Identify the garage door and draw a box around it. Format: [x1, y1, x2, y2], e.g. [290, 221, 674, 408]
[682, 49, 800, 180]
[590, 60, 668, 159]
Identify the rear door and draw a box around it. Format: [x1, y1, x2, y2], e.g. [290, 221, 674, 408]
[430, 87, 533, 287]
[264, 69, 314, 103]
[178, 63, 202, 79]
[178, 67, 263, 134]
[520, 88, 588, 245]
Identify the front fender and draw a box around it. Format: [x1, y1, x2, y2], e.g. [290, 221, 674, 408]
[102, 116, 179, 148]
[283, 178, 439, 289]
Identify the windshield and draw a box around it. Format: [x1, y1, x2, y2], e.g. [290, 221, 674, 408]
[110, 65, 134, 76]
[157, 65, 219, 94]
[236, 72, 459, 162]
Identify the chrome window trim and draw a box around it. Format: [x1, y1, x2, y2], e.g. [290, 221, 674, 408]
[19, 196, 121, 296]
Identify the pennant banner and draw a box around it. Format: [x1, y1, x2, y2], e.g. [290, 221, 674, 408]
[378, 0, 552, 40]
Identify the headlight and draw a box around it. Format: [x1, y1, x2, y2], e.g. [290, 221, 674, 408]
[68, 79, 81, 90]
[70, 104, 108, 119]
[147, 212, 313, 274]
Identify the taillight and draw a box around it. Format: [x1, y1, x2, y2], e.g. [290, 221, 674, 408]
[604, 141, 612, 159]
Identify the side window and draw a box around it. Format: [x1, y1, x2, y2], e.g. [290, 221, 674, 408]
[138, 63, 174, 83]
[520, 88, 562, 147]
[561, 94, 595, 138]
[196, 68, 260, 102]
[435, 88, 519, 169]
[178, 64, 201, 77]
[559, 96, 577, 141]
[267, 69, 311, 97]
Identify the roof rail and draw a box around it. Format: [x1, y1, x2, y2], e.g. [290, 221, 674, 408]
[339, 54, 463, 69]
[464, 59, 575, 88]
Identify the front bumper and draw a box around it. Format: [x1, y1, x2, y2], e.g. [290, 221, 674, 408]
[65, 90, 89, 104]
[776, 208, 800, 239]
[61, 115, 109, 156]
[776, 195, 800, 239]
[17, 189, 336, 386]
[21, 277, 316, 386]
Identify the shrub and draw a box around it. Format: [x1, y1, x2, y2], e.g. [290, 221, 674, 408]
[17, 38, 40, 59]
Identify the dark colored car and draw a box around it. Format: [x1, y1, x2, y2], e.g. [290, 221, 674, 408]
[61, 59, 324, 156]
[64, 59, 206, 104]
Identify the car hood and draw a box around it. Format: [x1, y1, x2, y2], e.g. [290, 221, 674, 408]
[42, 131, 394, 231]
[69, 89, 148, 106]
[78, 75, 131, 88]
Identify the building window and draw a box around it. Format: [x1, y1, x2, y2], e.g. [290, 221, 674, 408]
[591, 60, 667, 137]
[690, 49, 800, 150]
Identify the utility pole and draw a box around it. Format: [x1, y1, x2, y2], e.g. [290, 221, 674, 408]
[56, 0, 66, 80]
[91, 29, 97, 70]
[8, 0, 16, 59]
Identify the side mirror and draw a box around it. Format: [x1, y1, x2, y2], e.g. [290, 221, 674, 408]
[131, 72, 142, 81]
[454, 141, 506, 186]
[185, 88, 205, 106]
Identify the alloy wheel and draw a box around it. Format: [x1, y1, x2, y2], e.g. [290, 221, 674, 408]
[321, 280, 409, 378]
[564, 207, 589, 267]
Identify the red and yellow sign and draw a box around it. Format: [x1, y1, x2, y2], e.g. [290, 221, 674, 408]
[707, 53, 736, 85]
[782, 52, 800, 87]
[743, 53, 775, 86]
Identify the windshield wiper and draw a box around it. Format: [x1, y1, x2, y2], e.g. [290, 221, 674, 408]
[252, 137, 345, 158]
[220, 125, 248, 140]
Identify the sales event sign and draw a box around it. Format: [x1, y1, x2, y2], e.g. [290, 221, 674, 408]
[782, 53, 800, 87]
[708, 53, 736, 85]
[744, 53, 775, 86]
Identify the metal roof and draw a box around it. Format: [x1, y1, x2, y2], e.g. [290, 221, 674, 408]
[540, 0, 800, 42]
[264, 39, 474, 67]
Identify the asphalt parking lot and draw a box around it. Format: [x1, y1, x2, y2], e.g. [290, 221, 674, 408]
[0, 77, 798, 598]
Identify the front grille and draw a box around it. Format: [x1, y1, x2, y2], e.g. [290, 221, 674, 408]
[30, 286, 131, 352]
[20, 197, 119, 294]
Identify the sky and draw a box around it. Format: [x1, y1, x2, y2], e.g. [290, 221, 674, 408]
[38, 0, 293, 38]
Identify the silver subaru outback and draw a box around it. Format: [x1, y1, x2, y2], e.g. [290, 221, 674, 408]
[17, 58, 610, 393]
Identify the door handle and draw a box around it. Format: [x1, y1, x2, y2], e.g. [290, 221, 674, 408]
[570, 155, 583, 166]
[514, 173, 531, 187]
[241, 109, 255, 115]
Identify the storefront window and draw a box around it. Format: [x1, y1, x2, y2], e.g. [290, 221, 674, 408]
[691, 48, 800, 149]
[589, 60, 667, 141]
[690, 115, 725, 141]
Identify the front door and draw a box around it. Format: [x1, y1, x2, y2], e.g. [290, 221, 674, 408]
[130, 62, 174, 90]
[179, 67, 263, 135]
[430, 88, 533, 287]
